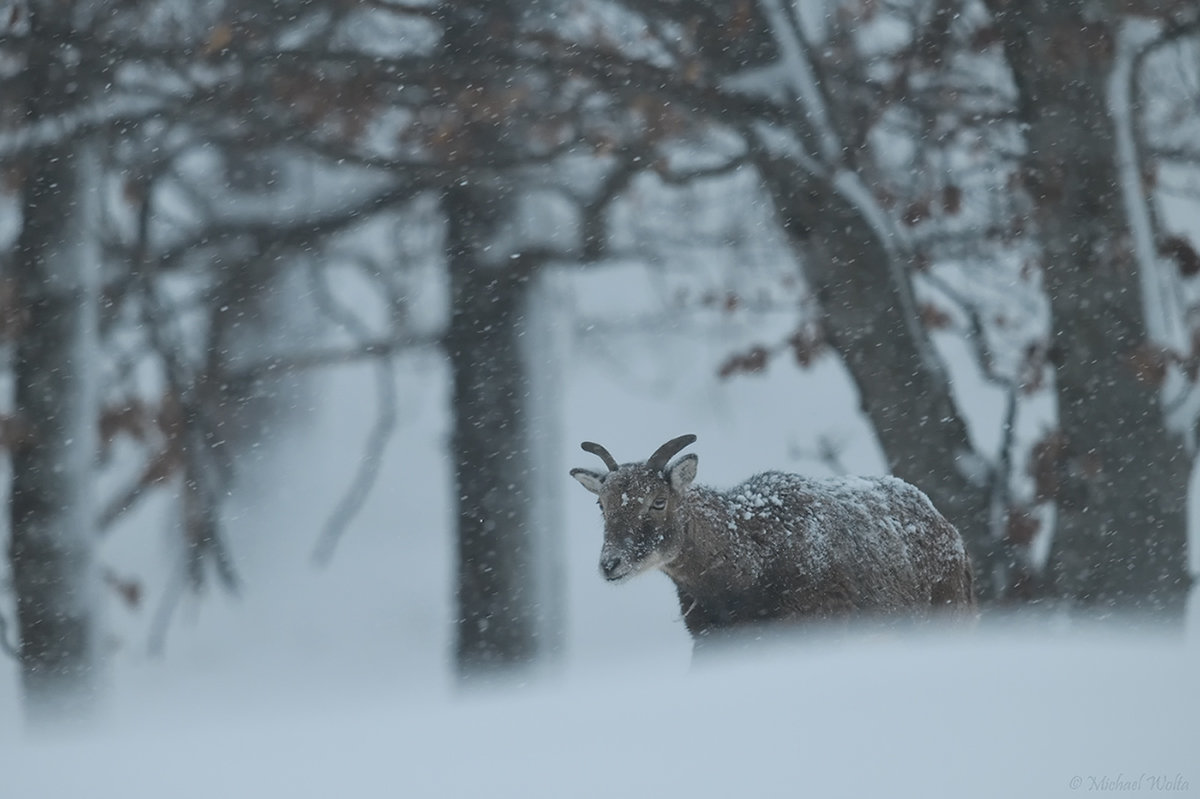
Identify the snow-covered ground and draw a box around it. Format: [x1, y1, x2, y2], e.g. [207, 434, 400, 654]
[5, 626, 1198, 799]
[2, 264, 1198, 797]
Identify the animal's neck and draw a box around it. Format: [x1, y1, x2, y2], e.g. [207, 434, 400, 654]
[661, 485, 735, 588]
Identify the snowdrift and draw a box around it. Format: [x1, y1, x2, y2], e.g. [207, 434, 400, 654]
[5, 623, 1196, 799]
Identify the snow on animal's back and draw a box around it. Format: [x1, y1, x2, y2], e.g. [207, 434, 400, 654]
[720, 471, 966, 578]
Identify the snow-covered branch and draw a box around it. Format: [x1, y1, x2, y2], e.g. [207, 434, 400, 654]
[757, 0, 949, 390]
[756, 0, 843, 168]
[0, 93, 168, 159]
[1109, 18, 1186, 350]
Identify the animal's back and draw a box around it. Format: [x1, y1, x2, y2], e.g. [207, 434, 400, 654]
[716, 471, 975, 622]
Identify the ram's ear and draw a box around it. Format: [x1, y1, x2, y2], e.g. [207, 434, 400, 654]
[668, 454, 698, 493]
[570, 468, 605, 495]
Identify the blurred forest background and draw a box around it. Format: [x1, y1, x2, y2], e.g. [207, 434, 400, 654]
[2, 0, 1200, 728]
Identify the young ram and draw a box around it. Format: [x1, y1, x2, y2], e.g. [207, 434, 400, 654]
[571, 434, 976, 639]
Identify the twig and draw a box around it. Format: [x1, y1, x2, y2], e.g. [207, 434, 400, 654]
[579, 149, 648, 261]
[147, 556, 187, 658]
[152, 182, 421, 272]
[311, 362, 398, 566]
[789, 434, 849, 476]
[226, 332, 439, 381]
[989, 385, 1019, 543]
[306, 261, 401, 566]
[98, 468, 156, 535]
[919, 269, 1012, 386]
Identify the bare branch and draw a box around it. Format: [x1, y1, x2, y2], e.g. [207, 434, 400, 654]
[919, 270, 1010, 387]
[131, 184, 241, 593]
[147, 557, 188, 658]
[989, 386, 1020, 542]
[1149, 145, 1200, 163]
[788, 434, 850, 476]
[307, 261, 401, 566]
[229, 334, 440, 380]
[152, 182, 423, 272]
[97, 457, 169, 535]
[0, 93, 169, 159]
[310, 363, 398, 566]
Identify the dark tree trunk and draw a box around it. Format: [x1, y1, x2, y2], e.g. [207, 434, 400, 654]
[990, 0, 1191, 616]
[754, 154, 998, 597]
[444, 184, 556, 682]
[8, 25, 102, 721]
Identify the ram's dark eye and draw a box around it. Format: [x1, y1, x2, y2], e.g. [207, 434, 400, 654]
[651, 496, 667, 511]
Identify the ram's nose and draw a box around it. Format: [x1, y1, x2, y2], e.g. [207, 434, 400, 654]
[600, 554, 627, 581]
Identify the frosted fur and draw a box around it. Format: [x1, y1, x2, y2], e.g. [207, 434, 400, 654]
[572, 438, 976, 640]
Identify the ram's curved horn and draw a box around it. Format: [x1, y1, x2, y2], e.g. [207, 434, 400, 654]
[581, 441, 619, 472]
[646, 434, 697, 473]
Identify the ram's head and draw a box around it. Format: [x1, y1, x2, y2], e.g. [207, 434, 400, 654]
[570, 434, 698, 582]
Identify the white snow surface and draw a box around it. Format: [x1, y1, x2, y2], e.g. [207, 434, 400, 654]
[3, 626, 1198, 799]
